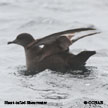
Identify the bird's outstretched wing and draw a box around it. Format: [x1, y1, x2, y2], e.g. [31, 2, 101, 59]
[37, 31, 100, 62]
[71, 32, 100, 44]
[27, 27, 96, 49]
[53, 31, 100, 51]
[30, 28, 100, 61]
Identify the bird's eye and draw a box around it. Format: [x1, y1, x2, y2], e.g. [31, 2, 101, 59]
[16, 36, 21, 40]
[16, 35, 24, 40]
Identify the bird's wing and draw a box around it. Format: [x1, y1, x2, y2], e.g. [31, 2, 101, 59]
[70, 32, 100, 44]
[27, 27, 96, 49]
[53, 31, 100, 51]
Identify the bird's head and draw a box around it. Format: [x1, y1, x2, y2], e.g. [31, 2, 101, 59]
[8, 33, 35, 48]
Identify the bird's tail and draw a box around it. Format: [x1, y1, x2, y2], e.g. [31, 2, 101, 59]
[76, 51, 96, 65]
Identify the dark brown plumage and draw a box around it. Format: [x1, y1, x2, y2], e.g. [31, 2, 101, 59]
[8, 27, 99, 75]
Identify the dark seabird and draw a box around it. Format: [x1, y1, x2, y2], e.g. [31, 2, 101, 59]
[8, 27, 99, 75]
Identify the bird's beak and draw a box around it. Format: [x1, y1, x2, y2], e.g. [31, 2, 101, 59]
[7, 39, 17, 45]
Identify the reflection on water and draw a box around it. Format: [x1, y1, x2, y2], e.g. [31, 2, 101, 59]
[16, 65, 97, 78]
[15, 65, 98, 96]
[12, 65, 108, 108]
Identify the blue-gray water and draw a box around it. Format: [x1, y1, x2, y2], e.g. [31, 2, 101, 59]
[0, 0, 108, 108]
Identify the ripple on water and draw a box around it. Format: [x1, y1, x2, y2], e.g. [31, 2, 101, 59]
[11, 65, 108, 108]
[19, 17, 64, 29]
